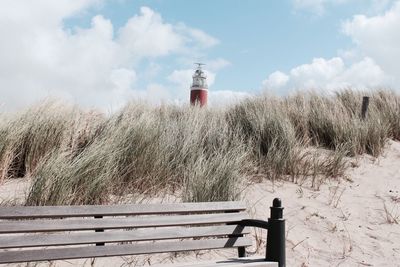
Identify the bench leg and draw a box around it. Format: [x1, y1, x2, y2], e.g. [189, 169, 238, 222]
[266, 198, 285, 267]
[237, 246, 246, 258]
[94, 216, 105, 246]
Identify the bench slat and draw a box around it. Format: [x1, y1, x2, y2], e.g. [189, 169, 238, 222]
[0, 212, 249, 233]
[157, 259, 278, 267]
[0, 225, 250, 249]
[0, 237, 252, 264]
[0, 202, 246, 219]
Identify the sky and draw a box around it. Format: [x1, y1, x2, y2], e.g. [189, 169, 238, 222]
[0, 0, 399, 111]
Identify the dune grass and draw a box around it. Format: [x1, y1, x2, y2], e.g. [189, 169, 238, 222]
[1, 90, 399, 205]
[26, 105, 251, 205]
[0, 102, 77, 181]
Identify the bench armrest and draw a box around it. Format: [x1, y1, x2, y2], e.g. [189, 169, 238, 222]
[238, 219, 269, 230]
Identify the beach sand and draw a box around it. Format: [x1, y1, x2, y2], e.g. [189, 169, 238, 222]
[1, 141, 399, 266]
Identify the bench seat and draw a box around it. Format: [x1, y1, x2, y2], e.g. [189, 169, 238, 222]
[0, 200, 285, 266]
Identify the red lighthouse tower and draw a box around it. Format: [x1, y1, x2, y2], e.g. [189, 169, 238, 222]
[190, 63, 208, 107]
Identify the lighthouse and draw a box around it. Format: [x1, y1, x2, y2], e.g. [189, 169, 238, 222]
[190, 63, 208, 107]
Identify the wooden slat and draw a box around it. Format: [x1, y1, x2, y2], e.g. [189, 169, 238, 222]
[0, 202, 246, 219]
[1, 225, 250, 249]
[210, 263, 277, 267]
[0, 212, 249, 233]
[157, 259, 278, 267]
[0, 237, 252, 264]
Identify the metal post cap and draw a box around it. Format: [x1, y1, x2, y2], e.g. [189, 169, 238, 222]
[270, 198, 284, 219]
[273, 198, 282, 207]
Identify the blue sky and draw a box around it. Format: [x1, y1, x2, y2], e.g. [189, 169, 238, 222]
[66, 0, 365, 91]
[0, 0, 399, 111]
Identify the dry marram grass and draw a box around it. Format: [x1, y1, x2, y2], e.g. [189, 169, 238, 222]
[0, 89, 398, 205]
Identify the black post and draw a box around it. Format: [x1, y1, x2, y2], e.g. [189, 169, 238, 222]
[94, 216, 104, 246]
[225, 211, 246, 258]
[225, 208, 247, 258]
[238, 246, 246, 258]
[361, 96, 370, 120]
[266, 198, 285, 267]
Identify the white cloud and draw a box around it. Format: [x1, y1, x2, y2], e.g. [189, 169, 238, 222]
[0, 0, 101, 26]
[267, 1, 400, 94]
[0, 2, 220, 111]
[262, 57, 390, 94]
[141, 62, 162, 80]
[117, 7, 184, 61]
[175, 23, 219, 49]
[110, 68, 137, 93]
[342, 1, 400, 79]
[209, 90, 252, 107]
[262, 71, 290, 90]
[136, 83, 172, 105]
[290, 57, 345, 87]
[367, 0, 395, 14]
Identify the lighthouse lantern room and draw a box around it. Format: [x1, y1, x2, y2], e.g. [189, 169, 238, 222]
[190, 63, 208, 107]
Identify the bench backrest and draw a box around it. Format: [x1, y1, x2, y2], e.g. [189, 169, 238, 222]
[0, 201, 251, 264]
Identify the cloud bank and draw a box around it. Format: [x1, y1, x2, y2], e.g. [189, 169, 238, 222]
[264, 1, 400, 94]
[0, 1, 227, 111]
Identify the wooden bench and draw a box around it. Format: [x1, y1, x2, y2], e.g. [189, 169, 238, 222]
[0, 198, 285, 267]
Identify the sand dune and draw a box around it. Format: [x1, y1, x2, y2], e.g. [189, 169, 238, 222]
[0, 142, 399, 266]
[244, 140, 400, 266]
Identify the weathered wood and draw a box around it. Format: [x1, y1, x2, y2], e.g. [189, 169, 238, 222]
[157, 258, 278, 267]
[0, 202, 246, 219]
[0, 212, 249, 233]
[216, 263, 276, 267]
[361, 96, 370, 120]
[0, 200, 278, 266]
[1, 225, 250, 249]
[0, 237, 252, 264]
[210, 263, 277, 267]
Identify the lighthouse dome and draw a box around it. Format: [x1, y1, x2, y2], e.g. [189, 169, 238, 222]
[191, 66, 208, 89]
